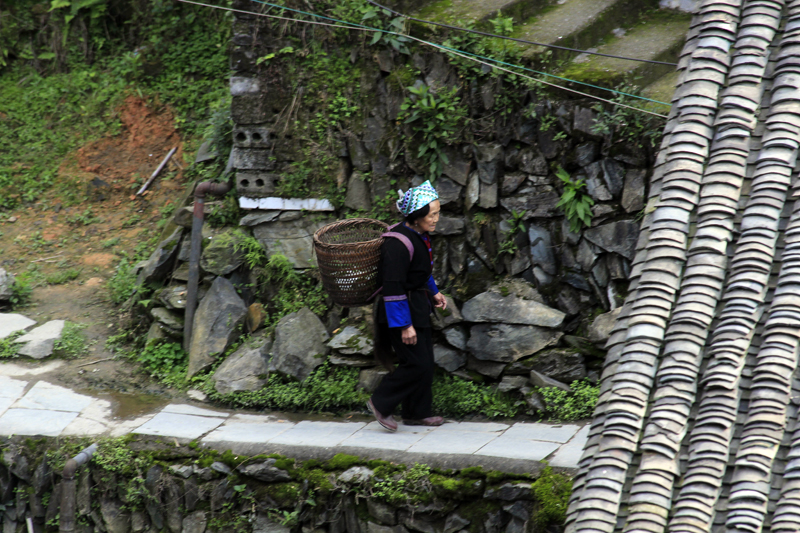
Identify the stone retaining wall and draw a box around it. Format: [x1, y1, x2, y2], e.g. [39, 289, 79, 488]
[0, 437, 570, 533]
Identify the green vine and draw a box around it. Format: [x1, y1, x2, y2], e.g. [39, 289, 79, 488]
[399, 83, 467, 181]
[555, 166, 594, 233]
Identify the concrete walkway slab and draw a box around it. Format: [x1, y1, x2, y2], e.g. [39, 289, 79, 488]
[548, 425, 590, 467]
[504, 422, 582, 443]
[0, 408, 79, 436]
[269, 421, 366, 447]
[0, 375, 590, 470]
[0, 376, 27, 399]
[204, 419, 295, 444]
[476, 437, 560, 461]
[13, 381, 93, 412]
[133, 412, 226, 439]
[409, 430, 498, 454]
[341, 422, 434, 451]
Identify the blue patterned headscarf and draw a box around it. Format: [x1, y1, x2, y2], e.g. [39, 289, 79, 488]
[396, 180, 439, 216]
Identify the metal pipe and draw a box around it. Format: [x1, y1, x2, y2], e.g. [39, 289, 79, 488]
[59, 443, 97, 533]
[183, 181, 231, 352]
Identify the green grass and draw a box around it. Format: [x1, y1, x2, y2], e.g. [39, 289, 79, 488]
[54, 322, 89, 359]
[0, 2, 232, 212]
[45, 268, 81, 285]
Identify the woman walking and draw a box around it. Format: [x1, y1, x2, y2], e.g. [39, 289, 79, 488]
[367, 180, 448, 432]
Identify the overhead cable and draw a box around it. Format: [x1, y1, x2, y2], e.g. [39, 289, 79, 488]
[365, 0, 680, 67]
[175, 0, 670, 118]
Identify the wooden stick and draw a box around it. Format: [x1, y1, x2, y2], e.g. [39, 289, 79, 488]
[136, 147, 178, 196]
[31, 252, 64, 263]
[77, 357, 114, 368]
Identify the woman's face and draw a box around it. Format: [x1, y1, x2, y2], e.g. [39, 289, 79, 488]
[414, 200, 440, 233]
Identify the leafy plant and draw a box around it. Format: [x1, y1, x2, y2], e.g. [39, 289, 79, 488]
[400, 83, 468, 181]
[54, 321, 88, 359]
[555, 166, 594, 233]
[432, 375, 520, 418]
[536, 379, 599, 422]
[591, 84, 666, 148]
[206, 191, 241, 228]
[9, 275, 33, 308]
[108, 258, 140, 305]
[233, 232, 268, 270]
[209, 363, 369, 413]
[137, 342, 187, 375]
[499, 210, 526, 256]
[371, 463, 432, 505]
[362, 7, 411, 54]
[253, 254, 329, 320]
[0, 332, 23, 359]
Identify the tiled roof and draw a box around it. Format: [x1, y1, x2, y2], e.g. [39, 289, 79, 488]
[566, 0, 800, 532]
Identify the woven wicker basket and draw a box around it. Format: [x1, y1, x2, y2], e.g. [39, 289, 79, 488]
[314, 218, 389, 307]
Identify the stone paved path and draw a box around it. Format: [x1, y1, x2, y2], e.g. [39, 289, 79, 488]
[0, 371, 588, 472]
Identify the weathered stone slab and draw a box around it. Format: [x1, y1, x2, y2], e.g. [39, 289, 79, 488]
[272, 308, 330, 382]
[467, 324, 562, 363]
[0, 268, 14, 301]
[252, 216, 335, 268]
[188, 277, 248, 378]
[584, 221, 640, 260]
[433, 344, 466, 372]
[213, 336, 273, 395]
[588, 308, 622, 344]
[17, 320, 65, 359]
[462, 292, 565, 328]
[328, 326, 373, 356]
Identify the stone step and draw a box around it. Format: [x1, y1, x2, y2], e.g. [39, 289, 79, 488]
[641, 70, 680, 113]
[415, 0, 551, 28]
[512, 0, 661, 64]
[557, 10, 691, 92]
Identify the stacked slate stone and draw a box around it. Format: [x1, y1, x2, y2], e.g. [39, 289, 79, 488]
[227, 1, 648, 327]
[322, 283, 613, 412]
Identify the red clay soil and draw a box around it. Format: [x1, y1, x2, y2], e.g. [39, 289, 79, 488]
[0, 96, 193, 399]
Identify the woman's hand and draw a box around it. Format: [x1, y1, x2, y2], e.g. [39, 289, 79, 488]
[433, 292, 447, 310]
[401, 325, 417, 345]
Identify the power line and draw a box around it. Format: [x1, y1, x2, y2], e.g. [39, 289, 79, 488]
[244, 0, 671, 111]
[365, 0, 680, 67]
[175, 0, 670, 117]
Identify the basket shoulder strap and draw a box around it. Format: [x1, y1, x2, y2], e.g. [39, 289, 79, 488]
[382, 231, 414, 262]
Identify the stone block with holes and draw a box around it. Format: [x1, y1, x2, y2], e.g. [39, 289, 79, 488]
[232, 126, 273, 149]
[236, 172, 279, 198]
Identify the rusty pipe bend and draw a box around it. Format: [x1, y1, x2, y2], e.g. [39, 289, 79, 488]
[194, 181, 230, 199]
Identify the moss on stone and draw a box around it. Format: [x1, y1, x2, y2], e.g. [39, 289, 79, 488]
[325, 453, 363, 471]
[256, 482, 302, 508]
[430, 473, 484, 499]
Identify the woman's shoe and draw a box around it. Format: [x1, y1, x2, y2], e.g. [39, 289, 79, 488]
[403, 416, 444, 426]
[367, 399, 397, 432]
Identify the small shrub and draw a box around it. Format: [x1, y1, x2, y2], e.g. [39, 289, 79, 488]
[108, 258, 140, 304]
[9, 276, 33, 308]
[54, 322, 88, 359]
[536, 379, 599, 422]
